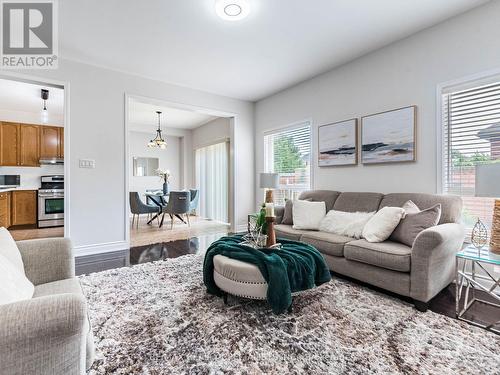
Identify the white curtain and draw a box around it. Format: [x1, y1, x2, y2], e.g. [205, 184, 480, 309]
[195, 141, 229, 223]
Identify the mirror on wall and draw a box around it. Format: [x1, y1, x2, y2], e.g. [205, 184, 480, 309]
[133, 157, 159, 176]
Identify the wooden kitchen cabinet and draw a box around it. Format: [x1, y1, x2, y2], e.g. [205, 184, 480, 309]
[59, 127, 64, 158]
[11, 190, 37, 226]
[0, 191, 11, 228]
[40, 126, 63, 159]
[0, 122, 19, 166]
[19, 124, 40, 166]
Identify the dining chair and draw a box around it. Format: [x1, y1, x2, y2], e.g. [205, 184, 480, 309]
[129, 192, 161, 228]
[161, 191, 191, 229]
[189, 189, 199, 215]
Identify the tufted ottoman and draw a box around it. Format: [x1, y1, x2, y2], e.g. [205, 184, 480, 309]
[213, 254, 268, 302]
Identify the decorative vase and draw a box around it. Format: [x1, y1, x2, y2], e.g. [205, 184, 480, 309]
[162, 182, 169, 195]
[471, 217, 488, 250]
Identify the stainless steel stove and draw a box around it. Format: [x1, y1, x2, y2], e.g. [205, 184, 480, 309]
[38, 175, 64, 228]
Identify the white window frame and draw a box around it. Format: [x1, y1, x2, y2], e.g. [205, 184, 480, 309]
[263, 119, 313, 201]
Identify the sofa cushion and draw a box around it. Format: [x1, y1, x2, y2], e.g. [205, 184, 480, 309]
[33, 277, 83, 298]
[275, 224, 310, 241]
[333, 192, 384, 213]
[301, 232, 353, 257]
[390, 203, 441, 247]
[0, 227, 25, 273]
[379, 193, 462, 224]
[298, 190, 341, 211]
[344, 239, 412, 272]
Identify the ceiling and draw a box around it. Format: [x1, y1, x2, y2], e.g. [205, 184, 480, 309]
[129, 98, 219, 132]
[0, 78, 64, 125]
[60, 0, 490, 101]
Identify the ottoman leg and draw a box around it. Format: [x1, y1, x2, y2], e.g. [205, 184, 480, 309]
[223, 292, 228, 305]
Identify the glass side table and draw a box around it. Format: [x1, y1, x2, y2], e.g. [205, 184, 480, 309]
[456, 245, 500, 334]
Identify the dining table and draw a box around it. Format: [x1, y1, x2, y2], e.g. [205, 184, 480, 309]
[144, 190, 187, 228]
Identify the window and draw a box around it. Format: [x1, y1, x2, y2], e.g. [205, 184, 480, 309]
[264, 122, 311, 205]
[442, 79, 500, 237]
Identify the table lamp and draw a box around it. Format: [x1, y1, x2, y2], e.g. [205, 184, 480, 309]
[475, 163, 500, 253]
[259, 173, 279, 203]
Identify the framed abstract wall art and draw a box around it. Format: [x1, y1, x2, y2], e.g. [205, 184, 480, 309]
[361, 105, 416, 164]
[318, 118, 358, 166]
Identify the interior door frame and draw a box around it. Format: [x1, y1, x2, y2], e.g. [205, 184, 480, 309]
[124, 93, 237, 247]
[0, 72, 70, 237]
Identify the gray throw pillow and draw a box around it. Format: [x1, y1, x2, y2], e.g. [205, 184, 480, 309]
[390, 202, 441, 247]
[282, 198, 312, 225]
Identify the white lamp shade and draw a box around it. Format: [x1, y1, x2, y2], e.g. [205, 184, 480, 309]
[475, 163, 500, 198]
[259, 173, 279, 189]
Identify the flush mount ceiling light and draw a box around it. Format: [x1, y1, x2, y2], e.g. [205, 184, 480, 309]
[148, 111, 167, 149]
[215, 0, 250, 21]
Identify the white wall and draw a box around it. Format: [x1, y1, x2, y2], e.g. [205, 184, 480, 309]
[192, 117, 231, 149]
[128, 132, 180, 195]
[0, 109, 63, 126]
[255, 1, 500, 204]
[2, 58, 255, 254]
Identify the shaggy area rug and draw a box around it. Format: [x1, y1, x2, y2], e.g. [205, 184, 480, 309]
[80, 254, 500, 374]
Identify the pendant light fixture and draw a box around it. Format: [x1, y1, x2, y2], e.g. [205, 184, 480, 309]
[41, 89, 49, 124]
[148, 111, 167, 149]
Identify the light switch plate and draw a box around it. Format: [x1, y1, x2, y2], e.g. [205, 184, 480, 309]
[79, 159, 96, 169]
[494, 266, 500, 274]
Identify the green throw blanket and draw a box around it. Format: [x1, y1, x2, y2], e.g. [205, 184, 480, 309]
[203, 236, 331, 314]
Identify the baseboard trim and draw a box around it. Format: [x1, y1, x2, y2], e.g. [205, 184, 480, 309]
[75, 240, 129, 257]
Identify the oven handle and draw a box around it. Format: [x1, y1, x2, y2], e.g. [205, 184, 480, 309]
[38, 194, 64, 198]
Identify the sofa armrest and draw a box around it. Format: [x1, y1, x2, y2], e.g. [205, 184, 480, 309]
[0, 294, 88, 374]
[275, 206, 285, 224]
[16, 238, 75, 286]
[410, 223, 465, 302]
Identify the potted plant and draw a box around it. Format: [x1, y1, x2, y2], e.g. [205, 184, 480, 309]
[157, 169, 171, 195]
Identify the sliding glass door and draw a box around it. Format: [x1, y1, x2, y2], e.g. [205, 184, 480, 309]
[195, 141, 229, 223]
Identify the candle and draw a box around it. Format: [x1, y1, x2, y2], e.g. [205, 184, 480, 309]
[265, 203, 274, 217]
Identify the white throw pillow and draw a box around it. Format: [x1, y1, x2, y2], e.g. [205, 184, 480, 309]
[319, 210, 375, 239]
[0, 227, 25, 274]
[0, 253, 34, 306]
[362, 207, 406, 243]
[292, 200, 326, 230]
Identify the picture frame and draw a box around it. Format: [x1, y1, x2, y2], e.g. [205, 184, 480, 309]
[318, 118, 358, 167]
[361, 105, 416, 164]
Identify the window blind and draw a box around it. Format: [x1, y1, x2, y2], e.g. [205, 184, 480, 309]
[442, 80, 500, 236]
[264, 123, 311, 205]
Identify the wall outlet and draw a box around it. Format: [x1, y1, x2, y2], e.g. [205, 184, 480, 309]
[79, 159, 95, 169]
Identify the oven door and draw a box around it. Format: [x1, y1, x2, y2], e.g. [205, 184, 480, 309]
[38, 193, 64, 220]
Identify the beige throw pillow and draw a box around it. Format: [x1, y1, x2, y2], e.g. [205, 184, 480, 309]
[390, 201, 442, 247]
[0, 227, 26, 274]
[362, 207, 406, 243]
[292, 200, 326, 230]
[0, 254, 34, 305]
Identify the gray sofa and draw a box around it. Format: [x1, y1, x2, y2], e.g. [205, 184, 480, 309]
[0, 238, 94, 375]
[274, 191, 465, 311]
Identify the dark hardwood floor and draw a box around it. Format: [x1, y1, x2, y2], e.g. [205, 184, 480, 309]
[76, 233, 499, 335]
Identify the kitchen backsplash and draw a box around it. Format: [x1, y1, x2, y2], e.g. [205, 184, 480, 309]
[0, 165, 64, 188]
